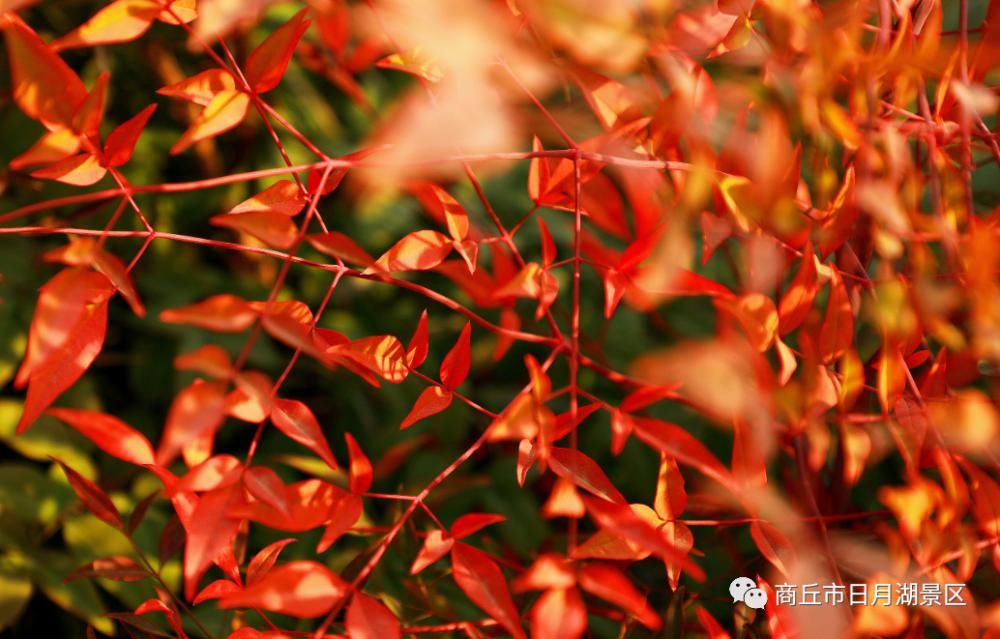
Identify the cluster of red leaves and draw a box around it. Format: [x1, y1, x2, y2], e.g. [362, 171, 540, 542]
[2, 0, 1000, 638]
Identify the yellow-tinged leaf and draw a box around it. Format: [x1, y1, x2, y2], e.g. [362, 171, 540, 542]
[170, 89, 250, 154]
[51, 0, 161, 51]
[31, 153, 107, 186]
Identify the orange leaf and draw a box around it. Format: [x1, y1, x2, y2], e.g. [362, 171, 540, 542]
[270, 398, 339, 470]
[9, 128, 82, 171]
[170, 89, 250, 155]
[400, 386, 453, 429]
[2, 15, 88, 130]
[161, 294, 258, 332]
[581, 496, 705, 580]
[158, 69, 236, 107]
[451, 543, 526, 639]
[440, 322, 471, 390]
[103, 104, 157, 167]
[51, 0, 161, 51]
[229, 180, 306, 216]
[31, 153, 107, 186]
[346, 592, 401, 639]
[409, 182, 470, 241]
[175, 345, 232, 379]
[48, 408, 155, 466]
[366, 230, 453, 273]
[245, 9, 311, 94]
[306, 232, 374, 267]
[235, 479, 346, 533]
[749, 521, 794, 578]
[211, 211, 299, 249]
[329, 335, 408, 383]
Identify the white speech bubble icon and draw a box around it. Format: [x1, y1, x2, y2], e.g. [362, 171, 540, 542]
[729, 577, 756, 603]
[742, 587, 768, 610]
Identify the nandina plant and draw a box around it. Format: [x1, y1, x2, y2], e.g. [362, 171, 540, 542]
[0, 0, 998, 638]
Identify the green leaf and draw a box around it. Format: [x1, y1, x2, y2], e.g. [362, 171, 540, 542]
[0, 463, 74, 525]
[0, 400, 96, 479]
[0, 555, 33, 631]
[24, 550, 114, 635]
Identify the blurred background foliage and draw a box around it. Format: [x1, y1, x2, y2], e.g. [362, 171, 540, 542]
[0, 0, 998, 637]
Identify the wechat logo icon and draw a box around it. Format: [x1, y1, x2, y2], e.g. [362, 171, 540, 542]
[730, 576, 768, 610]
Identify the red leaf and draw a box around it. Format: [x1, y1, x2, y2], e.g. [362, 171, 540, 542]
[172, 455, 242, 495]
[183, 485, 244, 599]
[440, 322, 471, 390]
[578, 564, 661, 630]
[400, 386, 453, 429]
[408, 182, 470, 242]
[537, 218, 556, 266]
[316, 493, 363, 552]
[630, 417, 734, 489]
[134, 599, 187, 639]
[175, 344, 232, 379]
[103, 103, 157, 167]
[246, 538, 297, 585]
[43, 238, 145, 317]
[410, 530, 454, 574]
[160, 294, 258, 332]
[450, 543, 526, 639]
[345, 433, 373, 495]
[450, 513, 506, 539]
[271, 399, 339, 470]
[366, 230, 453, 273]
[818, 270, 854, 363]
[66, 556, 148, 583]
[346, 592, 401, 639]
[548, 447, 626, 504]
[243, 467, 291, 519]
[55, 460, 123, 531]
[580, 496, 705, 580]
[749, 521, 794, 578]
[48, 408, 155, 466]
[245, 9, 311, 94]
[18, 281, 112, 432]
[696, 606, 732, 639]
[219, 561, 348, 618]
[406, 310, 429, 368]
[306, 232, 375, 267]
[2, 15, 88, 130]
[777, 242, 818, 334]
[529, 587, 586, 639]
[235, 479, 347, 533]
[156, 380, 228, 467]
[193, 579, 241, 605]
